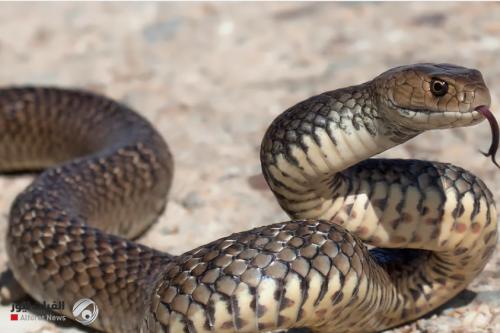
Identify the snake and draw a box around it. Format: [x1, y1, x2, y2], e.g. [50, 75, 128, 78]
[1, 63, 498, 333]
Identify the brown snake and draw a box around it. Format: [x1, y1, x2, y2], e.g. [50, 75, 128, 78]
[1, 63, 498, 332]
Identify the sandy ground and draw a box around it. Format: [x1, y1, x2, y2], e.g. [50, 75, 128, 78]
[0, 2, 499, 333]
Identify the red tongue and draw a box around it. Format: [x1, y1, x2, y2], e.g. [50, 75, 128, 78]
[476, 105, 500, 168]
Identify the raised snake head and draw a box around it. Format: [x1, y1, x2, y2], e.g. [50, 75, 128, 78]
[374, 63, 491, 131]
[374, 63, 499, 167]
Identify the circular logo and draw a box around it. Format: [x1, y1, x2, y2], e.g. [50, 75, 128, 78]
[72, 298, 99, 326]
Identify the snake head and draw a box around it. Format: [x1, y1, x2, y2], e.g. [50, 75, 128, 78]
[374, 63, 491, 131]
[374, 63, 500, 167]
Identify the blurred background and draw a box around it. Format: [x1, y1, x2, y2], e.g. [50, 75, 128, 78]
[0, 2, 499, 332]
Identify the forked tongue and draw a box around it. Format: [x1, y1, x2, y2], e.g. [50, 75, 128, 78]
[476, 105, 500, 168]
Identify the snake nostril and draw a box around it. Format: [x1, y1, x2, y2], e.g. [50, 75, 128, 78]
[472, 88, 492, 109]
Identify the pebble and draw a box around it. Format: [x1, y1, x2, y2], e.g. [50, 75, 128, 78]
[180, 191, 205, 210]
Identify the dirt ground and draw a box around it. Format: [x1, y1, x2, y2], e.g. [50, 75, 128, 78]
[0, 2, 499, 333]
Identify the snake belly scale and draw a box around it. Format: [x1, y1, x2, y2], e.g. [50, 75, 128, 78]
[2, 63, 498, 333]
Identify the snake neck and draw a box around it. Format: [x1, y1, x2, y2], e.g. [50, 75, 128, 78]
[260, 82, 418, 219]
[260, 84, 498, 330]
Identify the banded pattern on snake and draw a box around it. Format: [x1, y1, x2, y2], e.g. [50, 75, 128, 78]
[1, 63, 498, 333]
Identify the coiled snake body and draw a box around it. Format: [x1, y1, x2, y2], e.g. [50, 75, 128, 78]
[2, 63, 498, 332]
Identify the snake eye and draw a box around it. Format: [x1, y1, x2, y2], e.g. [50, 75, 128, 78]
[430, 79, 448, 97]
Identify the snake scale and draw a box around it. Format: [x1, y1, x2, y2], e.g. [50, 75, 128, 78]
[1, 63, 498, 333]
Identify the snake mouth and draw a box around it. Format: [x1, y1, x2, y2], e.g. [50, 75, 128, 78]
[387, 98, 483, 118]
[476, 105, 500, 168]
[387, 99, 484, 130]
[385, 100, 498, 167]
